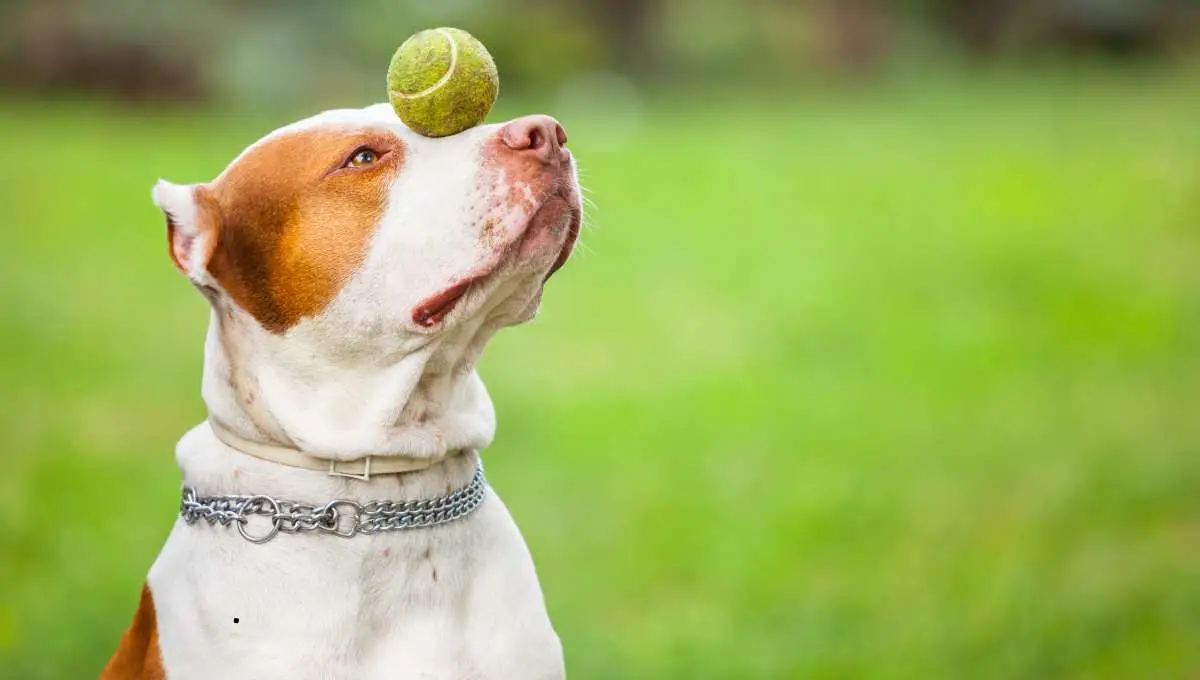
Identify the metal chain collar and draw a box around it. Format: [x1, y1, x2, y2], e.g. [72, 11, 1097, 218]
[180, 463, 487, 544]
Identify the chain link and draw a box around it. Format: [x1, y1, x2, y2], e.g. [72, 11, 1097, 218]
[180, 464, 487, 543]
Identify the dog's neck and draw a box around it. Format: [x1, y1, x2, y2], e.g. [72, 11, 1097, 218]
[199, 304, 506, 463]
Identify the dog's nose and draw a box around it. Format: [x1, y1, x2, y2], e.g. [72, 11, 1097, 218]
[499, 115, 568, 164]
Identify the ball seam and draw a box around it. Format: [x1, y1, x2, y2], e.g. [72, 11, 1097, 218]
[390, 28, 459, 101]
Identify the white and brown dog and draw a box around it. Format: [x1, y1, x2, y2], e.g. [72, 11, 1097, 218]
[100, 103, 581, 680]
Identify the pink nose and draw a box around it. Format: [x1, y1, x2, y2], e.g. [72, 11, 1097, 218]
[499, 115, 568, 164]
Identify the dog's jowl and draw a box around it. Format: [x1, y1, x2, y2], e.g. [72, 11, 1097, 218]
[100, 105, 580, 680]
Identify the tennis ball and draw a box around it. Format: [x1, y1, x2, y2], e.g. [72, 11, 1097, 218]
[387, 27, 499, 138]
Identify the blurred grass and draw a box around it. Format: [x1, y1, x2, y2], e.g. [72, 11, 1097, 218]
[1, 67, 1199, 679]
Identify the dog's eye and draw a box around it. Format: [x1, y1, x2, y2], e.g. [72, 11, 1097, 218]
[345, 148, 379, 168]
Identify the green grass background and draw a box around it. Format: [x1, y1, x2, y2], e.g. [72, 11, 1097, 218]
[1, 68, 1198, 678]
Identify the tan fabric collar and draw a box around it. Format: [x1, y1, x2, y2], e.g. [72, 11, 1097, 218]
[208, 420, 451, 480]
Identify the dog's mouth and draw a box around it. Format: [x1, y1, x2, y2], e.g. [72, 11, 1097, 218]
[413, 277, 480, 328]
[412, 191, 581, 328]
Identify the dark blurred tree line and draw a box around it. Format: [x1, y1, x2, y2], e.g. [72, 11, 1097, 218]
[1, 0, 1197, 105]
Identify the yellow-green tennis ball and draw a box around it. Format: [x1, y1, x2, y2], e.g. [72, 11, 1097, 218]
[387, 27, 499, 138]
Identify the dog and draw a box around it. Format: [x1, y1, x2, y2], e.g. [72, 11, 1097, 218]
[99, 103, 581, 680]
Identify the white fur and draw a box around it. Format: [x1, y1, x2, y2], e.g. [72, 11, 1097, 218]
[144, 103, 578, 679]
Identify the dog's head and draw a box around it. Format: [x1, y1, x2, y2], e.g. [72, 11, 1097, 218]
[154, 104, 580, 339]
[152, 104, 581, 455]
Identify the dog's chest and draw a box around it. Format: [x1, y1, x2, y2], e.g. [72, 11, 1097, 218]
[146, 498, 563, 680]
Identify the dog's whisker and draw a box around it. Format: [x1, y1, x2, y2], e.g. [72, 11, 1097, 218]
[578, 214, 599, 235]
[574, 240, 597, 258]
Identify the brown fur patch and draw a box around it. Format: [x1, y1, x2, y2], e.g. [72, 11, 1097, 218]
[199, 128, 405, 333]
[100, 585, 166, 680]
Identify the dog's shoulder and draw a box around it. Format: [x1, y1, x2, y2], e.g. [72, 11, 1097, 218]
[99, 585, 166, 680]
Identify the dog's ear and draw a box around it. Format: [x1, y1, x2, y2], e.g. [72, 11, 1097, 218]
[152, 179, 217, 281]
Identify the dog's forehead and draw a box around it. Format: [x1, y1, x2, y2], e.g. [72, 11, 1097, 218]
[223, 103, 405, 174]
